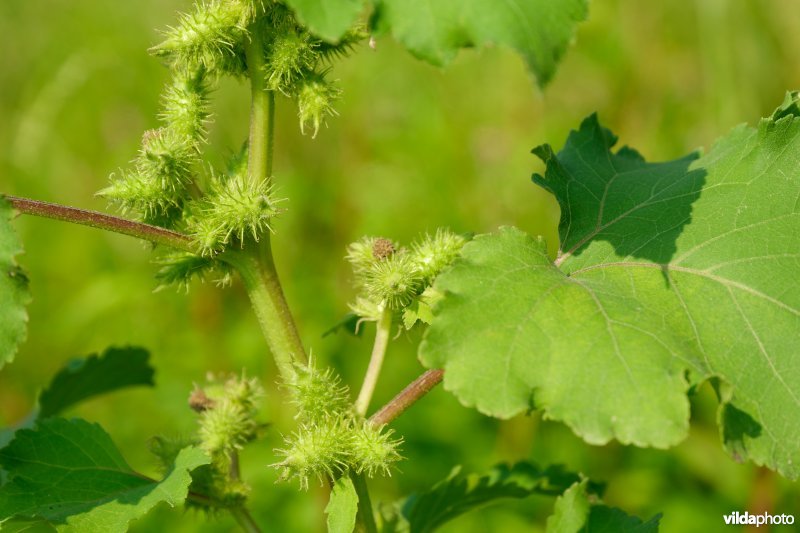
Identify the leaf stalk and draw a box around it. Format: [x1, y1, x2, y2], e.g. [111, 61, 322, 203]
[355, 306, 393, 416]
[5, 195, 194, 252]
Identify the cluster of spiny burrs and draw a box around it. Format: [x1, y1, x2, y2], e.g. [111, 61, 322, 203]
[100, 1, 365, 288]
[273, 362, 402, 489]
[345, 229, 468, 328]
[149, 372, 267, 510]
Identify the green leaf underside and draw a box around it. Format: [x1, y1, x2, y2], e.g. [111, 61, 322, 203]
[371, 0, 588, 86]
[325, 477, 359, 533]
[38, 347, 155, 419]
[0, 418, 209, 532]
[384, 462, 593, 533]
[0, 197, 31, 369]
[547, 481, 660, 533]
[420, 94, 800, 478]
[284, 0, 365, 42]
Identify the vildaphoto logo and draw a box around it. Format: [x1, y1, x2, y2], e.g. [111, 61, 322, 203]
[723, 511, 795, 527]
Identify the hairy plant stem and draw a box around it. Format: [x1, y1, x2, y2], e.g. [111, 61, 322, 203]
[4, 195, 194, 252]
[355, 306, 393, 416]
[351, 472, 379, 533]
[232, 25, 306, 382]
[230, 506, 263, 533]
[245, 27, 271, 186]
[369, 369, 444, 427]
[223, 248, 306, 383]
[266, 90, 275, 178]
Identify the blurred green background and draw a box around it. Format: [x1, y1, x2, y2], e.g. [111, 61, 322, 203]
[1, 1, 799, 531]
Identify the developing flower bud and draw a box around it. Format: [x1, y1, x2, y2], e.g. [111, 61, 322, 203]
[196, 373, 265, 455]
[274, 419, 351, 490]
[288, 363, 352, 424]
[265, 29, 316, 93]
[150, 0, 252, 75]
[297, 71, 341, 138]
[350, 423, 403, 477]
[189, 172, 286, 255]
[410, 229, 467, 282]
[364, 253, 423, 310]
[160, 67, 212, 146]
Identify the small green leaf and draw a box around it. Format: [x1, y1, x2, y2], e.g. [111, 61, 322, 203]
[386, 462, 592, 533]
[284, 0, 365, 42]
[0, 197, 32, 369]
[402, 288, 440, 330]
[371, 0, 588, 86]
[38, 347, 155, 419]
[325, 476, 359, 533]
[547, 481, 591, 533]
[0, 418, 209, 532]
[547, 481, 660, 533]
[420, 97, 800, 478]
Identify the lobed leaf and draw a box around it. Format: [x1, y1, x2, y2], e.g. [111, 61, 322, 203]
[382, 462, 595, 533]
[420, 94, 800, 478]
[0, 418, 209, 532]
[0, 197, 32, 369]
[38, 347, 155, 419]
[371, 0, 588, 86]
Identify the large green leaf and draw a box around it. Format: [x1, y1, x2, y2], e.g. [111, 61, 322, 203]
[371, 0, 588, 86]
[38, 347, 155, 419]
[0, 418, 209, 531]
[547, 481, 660, 533]
[420, 94, 800, 478]
[0, 197, 31, 369]
[381, 462, 595, 533]
[284, 0, 365, 42]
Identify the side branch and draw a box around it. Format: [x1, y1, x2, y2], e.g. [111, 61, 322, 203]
[5, 195, 194, 252]
[368, 369, 444, 427]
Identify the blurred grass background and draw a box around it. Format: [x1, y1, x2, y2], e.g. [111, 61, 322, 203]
[1, 1, 799, 531]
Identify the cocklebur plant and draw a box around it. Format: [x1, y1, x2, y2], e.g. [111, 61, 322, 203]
[3, 0, 799, 532]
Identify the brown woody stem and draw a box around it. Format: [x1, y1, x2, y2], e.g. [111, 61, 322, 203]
[368, 369, 444, 427]
[5, 195, 194, 252]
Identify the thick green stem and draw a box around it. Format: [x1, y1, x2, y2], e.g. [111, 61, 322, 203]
[223, 249, 306, 383]
[230, 506, 263, 533]
[351, 473, 379, 533]
[266, 91, 275, 178]
[355, 306, 393, 416]
[238, 24, 306, 381]
[245, 27, 271, 186]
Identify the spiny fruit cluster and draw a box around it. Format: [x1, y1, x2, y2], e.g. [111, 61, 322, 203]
[274, 362, 402, 489]
[100, 1, 364, 280]
[346, 229, 468, 327]
[150, 373, 266, 509]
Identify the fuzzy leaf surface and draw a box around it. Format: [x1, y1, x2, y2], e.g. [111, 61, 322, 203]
[38, 347, 155, 419]
[325, 476, 358, 533]
[371, 0, 587, 86]
[547, 481, 660, 533]
[420, 94, 800, 478]
[383, 462, 593, 533]
[0, 418, 209, 531]
[0, 197, 31, 369]
[284, 0, 365, 42]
